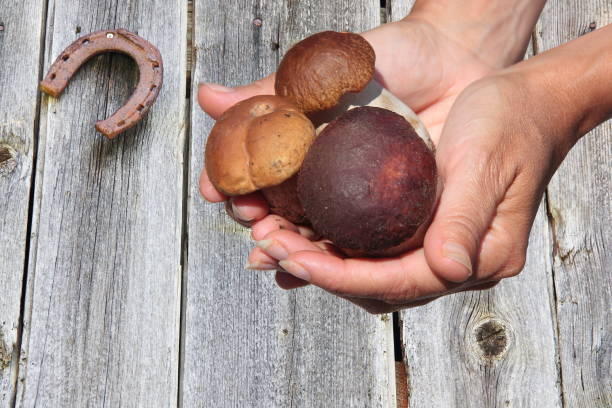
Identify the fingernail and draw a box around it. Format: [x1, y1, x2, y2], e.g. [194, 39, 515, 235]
[442, 242, 472, 277]
[256, 239, 289, 261]
[245, 260, 277, 270]
[201, 82, 235, 93]
[232, 202, 253, 223]
[279, 260, 311, 282]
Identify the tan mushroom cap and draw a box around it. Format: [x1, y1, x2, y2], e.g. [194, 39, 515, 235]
[275, 31, 376, 113]
[205, 95, 316, 196]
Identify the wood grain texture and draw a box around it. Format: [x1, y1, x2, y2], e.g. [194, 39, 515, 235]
[389, 0, 415, 22]
[390, 1, 562, 406]
[0, 1, 46, 406]
[277, 4, 394, 406]
[401, 205, 562, 407]
[15, 1, 186, 406]
[184, 1, 395, 406]
[535, 1, 612, 406]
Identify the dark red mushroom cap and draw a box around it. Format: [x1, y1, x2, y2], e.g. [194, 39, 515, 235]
[297, 106, 437, 256]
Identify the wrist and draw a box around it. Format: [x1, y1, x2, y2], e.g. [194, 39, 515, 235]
[505, 25, 612, 152]
[407, 0, 546, 68]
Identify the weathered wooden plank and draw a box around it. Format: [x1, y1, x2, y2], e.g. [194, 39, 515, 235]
[0, 1, 46, 406]
[15, 1, 186, 406]
[389, 0, 413, 22]
[391, 1, 562, 406]
[401, 205, 562, 407]
[184, 1, 394, 406]
[276, 3, 395, 407]
[535, 1, 612, 406]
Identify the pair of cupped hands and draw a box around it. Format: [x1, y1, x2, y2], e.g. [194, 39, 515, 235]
[198, 16, 564, 313]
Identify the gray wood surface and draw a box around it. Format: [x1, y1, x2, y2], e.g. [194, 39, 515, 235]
[389, 0, 414, 22]
[15, 1, 187, 406]
[0, 0, 609, 407]
[183, 1, 395, 406]
[536, 1, 612, 406]
[391, 1, 564, 407]
[401, 205, 562, 407]
[0, 1, 46, 407]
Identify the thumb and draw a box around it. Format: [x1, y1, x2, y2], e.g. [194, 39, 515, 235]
[424, 153, 500, 283]
[197, 74, 276, 119]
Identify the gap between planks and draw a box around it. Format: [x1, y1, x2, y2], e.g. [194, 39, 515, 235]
[10, 0, 51, 406]
[182, 1, 402, 406]
[179, 1, 194, 407]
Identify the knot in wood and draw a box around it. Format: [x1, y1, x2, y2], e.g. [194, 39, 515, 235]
[0, 332, 11, 370]
[474, 319, 509, 360]
[0, 144, 17, 176]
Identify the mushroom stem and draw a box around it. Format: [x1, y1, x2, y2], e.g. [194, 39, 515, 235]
[309, 80, 433, 150]
[261, 175, 307, 225]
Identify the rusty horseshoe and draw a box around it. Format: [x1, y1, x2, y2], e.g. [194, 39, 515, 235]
[40, 29, 163, 139]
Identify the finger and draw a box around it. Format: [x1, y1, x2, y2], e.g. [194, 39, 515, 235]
[199, 170, 227, 203]
[246, 247, 278, 270]
[264, 228, 344, 257]
[275, 271, 310, 290]
[424, 149, 502, 283]
[346, 277, 501, 313]
[256, 229, 325, 262]
[278, 249, 455, 302]
[344, 278, 500, 314]
[296, 225, 321, 241]
[229, 193, 269, 224]
[251, 214, 300, 241]
[465, 280, 500, 291]
[343, 297, 400, 314]
[198, 74, 276, 119]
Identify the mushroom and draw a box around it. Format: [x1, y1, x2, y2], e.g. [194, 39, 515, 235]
[275, 31, 375, 113]
[204, 95, 315, 223]
[274, 31, 431, 146]
[297, 106, 437, 257]
[206, 30, 437, 248]
[273, 31, 437, 256]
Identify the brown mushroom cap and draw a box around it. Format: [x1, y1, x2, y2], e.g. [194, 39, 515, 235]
[275, 31, 375, 113]
[205, 95, 316, 196]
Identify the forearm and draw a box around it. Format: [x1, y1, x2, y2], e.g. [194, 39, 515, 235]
[409, 0, 547, 68]
[509, 24, 612, 155]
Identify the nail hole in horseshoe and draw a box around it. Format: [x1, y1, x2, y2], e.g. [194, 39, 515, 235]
[117, 120, 126, 126]
[50, 73, 56, 80]
[137, 105, 145, 112]
[82, 39, 90, 45]
[62, 55, 70, 61]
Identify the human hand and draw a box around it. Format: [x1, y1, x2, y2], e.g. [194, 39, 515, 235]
[198, 3, 553, 310]
[250, 68, 578, 313]
[198, 15, 497, 237]
[250, 23, 612, 312]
